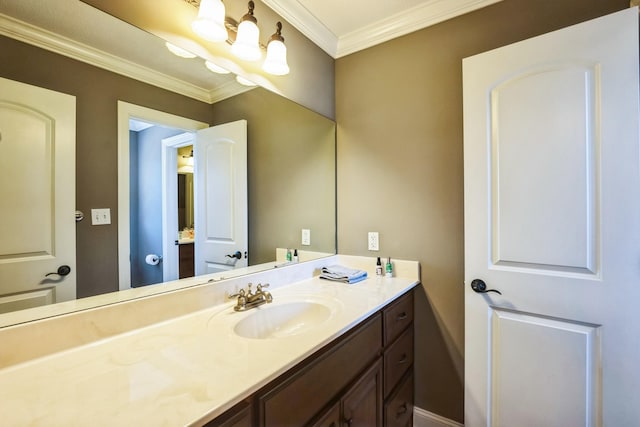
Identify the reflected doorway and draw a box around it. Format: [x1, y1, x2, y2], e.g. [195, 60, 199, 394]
[117, 101, 208, 291]
[129, 121, 192, 287]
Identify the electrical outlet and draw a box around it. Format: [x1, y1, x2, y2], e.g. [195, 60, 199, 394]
[368, 232, 379, 251]
[301, 229, 311, 246]
[91, 208, 111, 225]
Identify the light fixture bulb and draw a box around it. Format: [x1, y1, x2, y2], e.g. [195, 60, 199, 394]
[262, 22, 289, 75]
[192, 0, 227, 42]
[231, 1, 261, 61]
[205, 60, 231, 74]
[165, 42, 197, 58]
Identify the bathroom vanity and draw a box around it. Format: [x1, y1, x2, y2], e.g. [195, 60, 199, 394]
[0, 255, 418, 426]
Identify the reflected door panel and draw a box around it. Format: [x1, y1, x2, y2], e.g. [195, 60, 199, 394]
[0, 77, 76, 313]
[195, 120, 248, 274]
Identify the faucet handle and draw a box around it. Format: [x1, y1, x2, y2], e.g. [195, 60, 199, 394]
[228, 288, 245, 299]
[257, 283, 270, 292]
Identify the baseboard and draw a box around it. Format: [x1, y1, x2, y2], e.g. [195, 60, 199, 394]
[413, 406, 464, 427]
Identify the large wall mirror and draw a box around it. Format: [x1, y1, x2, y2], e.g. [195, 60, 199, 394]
[0, 0, 335, 328]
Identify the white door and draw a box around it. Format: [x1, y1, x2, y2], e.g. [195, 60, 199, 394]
[0, 77, 76, 313]
[464, 8, 640, 427]
[195, 120, 248, 275]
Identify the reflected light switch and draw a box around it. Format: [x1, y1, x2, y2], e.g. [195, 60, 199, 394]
[91, 208, 111, 225]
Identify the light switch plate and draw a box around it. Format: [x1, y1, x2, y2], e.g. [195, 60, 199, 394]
[302, 229, 311, 246]
[91, 208, 111, 225]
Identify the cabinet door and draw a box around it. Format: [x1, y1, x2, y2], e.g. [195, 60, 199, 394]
[311, 402, 341, 427]
[342, 360, 382, 427]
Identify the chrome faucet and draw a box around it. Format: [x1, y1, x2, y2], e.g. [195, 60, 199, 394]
[229, 283, 273, 312]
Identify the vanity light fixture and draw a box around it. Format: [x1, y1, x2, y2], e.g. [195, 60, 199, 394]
[188, 0, 290, 76]
[231, 1, 261, 61]
[262, 22, 289, 75]
[191, 0, 227, 42]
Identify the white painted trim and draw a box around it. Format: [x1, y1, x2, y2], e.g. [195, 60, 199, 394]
[414, 407, 464, 427]
[262, 0, 339, 57]
[161, 133, 195, 283]
[0, 13, 249, 103]
[117, 101, 208, 291]
[263, 0, 503, 58]
[336, 0, 504, 58]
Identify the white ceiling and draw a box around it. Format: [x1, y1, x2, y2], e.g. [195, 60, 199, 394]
[263, 0, 503, 57]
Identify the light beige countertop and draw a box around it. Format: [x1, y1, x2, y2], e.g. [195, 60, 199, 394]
[0, 255, 419, 426]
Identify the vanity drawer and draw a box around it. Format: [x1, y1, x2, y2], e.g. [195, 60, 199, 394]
[383, 290, 414, 345]
[384, 326, 414, 397]
[384, 370, 414, 427]
[259, 313, 382, 427]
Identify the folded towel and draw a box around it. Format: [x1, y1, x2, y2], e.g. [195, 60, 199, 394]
[320, 265, 368, 284]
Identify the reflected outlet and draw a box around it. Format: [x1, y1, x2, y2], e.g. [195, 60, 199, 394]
[368, 232, 379, 251]
[302, 229, 311, 246]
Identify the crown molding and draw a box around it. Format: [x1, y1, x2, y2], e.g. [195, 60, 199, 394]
[262, 0, 338, 57]
[0, 13, 218, 103]
[264, 0, 503, 59]
[336, 0, 503, 58]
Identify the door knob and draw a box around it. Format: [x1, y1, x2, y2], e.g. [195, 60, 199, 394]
[46, 265, 71, 277]
[226, 251, 242, 260]
[470, 278, 502, 295]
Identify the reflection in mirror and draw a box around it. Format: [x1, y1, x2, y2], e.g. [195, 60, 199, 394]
[124, 90, 335, 287]
[0, 1, 336, 328]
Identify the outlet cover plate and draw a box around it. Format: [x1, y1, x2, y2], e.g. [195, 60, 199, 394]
[302, 229, 311, 246]
[368, 232, 379, 251]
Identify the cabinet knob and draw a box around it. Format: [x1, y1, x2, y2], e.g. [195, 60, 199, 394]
[396, 403, 408, 418]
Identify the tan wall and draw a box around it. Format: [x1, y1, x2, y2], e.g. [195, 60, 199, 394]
[212, 88, 336, 263]
[335, 0, 627, 421]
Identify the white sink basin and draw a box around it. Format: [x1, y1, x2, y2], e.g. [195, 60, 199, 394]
[233, 301, 335, 339]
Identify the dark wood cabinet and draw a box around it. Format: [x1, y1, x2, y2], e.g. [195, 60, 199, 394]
[259, 314, 382, 426]
[342, 360, 383, 427]
[203, 401, 252, 427]
[202, 288, 415, 427]
[382, 290, 414, 426]
[179, 242, 194, 279]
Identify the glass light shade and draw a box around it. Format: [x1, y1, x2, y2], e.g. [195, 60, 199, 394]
[192, 0, 227, 42]
[262, 39, 289, 75]
[165, 42, 197, 58]
[205, 60, 230, 74]
[231, 20, 261, 61]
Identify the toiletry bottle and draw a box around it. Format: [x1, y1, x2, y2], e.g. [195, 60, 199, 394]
[286, 249, 292, 262]
[376, 257, 383, 276]
[385, 257, 393, 278]
[293, 249, 299, 263]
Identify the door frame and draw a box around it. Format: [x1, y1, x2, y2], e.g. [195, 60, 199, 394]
[161, 132, 194, 282]
[117, 101, 207, 290]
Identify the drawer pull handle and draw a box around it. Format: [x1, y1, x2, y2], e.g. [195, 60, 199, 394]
[396, 312, 408, 321]
[345, 417, 353, 426]
[396, 403, 408, 417]
[398, 354, 408, 364]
